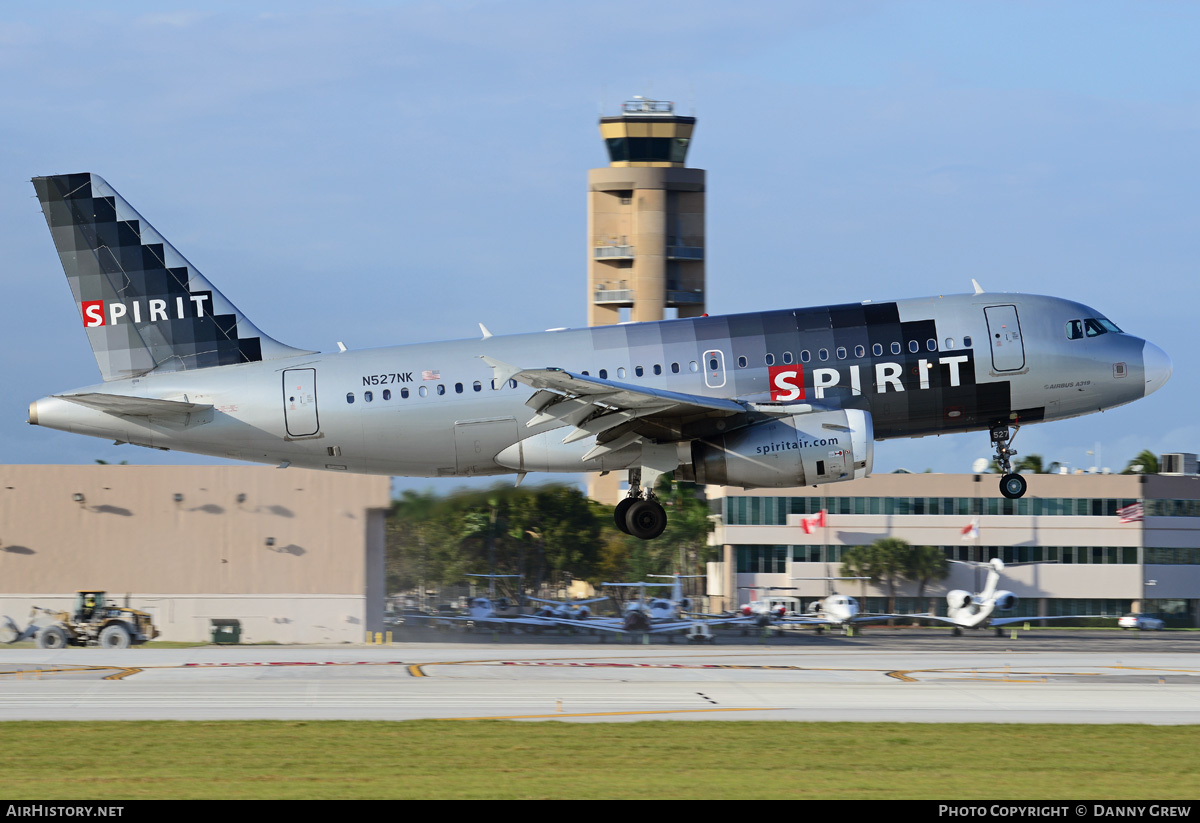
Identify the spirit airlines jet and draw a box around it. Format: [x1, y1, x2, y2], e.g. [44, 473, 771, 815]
[27, 174, 1172, 540]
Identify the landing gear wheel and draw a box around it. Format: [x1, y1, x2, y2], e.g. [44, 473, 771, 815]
[952, 627, 963, 637]
[614, 497, 636, 534]
[98, 624, 131, 649]
[625, 498, 667, 540]
[999, 473, 1027, 499]
[36, 625, 68, 650]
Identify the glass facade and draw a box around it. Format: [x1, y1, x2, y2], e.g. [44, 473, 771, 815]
[720, 495, 1152, 525]
[734, 544, 1160, 572]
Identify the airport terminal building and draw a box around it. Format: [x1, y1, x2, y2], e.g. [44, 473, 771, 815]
[0, 465, 391, 643]
[706, 472, 1200, 626]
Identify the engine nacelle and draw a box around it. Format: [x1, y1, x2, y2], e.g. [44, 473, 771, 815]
[946, 590, 972, 610]
[687, 410, 873, 488]
[993, 591, 1016, 611]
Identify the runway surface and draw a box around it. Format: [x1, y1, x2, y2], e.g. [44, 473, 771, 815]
[2, 630, 1198, 723]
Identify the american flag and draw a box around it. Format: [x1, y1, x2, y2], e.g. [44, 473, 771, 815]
[961, 518, 979, 540]
[1118, 502, 1144, 523]
[421, 370, 440, 381]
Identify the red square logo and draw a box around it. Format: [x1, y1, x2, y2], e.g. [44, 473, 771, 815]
[769, 365, 804, 402]
[81, 300, 105, 327]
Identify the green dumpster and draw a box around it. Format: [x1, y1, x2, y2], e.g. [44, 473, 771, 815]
[210, 619, 242, 644]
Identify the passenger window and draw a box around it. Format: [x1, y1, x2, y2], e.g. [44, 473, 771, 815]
[636, 366, 645, 377]
[908, 340, 919, 353]
[419, 386, 428, 397]
[473, 381, 481, 392]
[945, 338, 956, 349]
[599, 369, 608, 379]
[346, 393, 355, 404]
[891, 342, 901, 355]
[963, 336, 973, 347]
[819, 348, 829, 361]
[689, 361, 698, 372]
[401, 388, 409, 399]
[364, 391, 373, 402]
[927, 339, 936, 351]
[509, 379, 517, 389]
[872, 343, 883, 357]
[454, 383, 463, 394]
[437, 384, 446, 395]
[854, 345, 865, 358]
[617, 368, 626, 379]
[737, 356, 747, 368]
[782, 351, 793, 364]
[836, 347, 847, 360]
[765, 353, 775, 366]
[800, 350, 811, 363]
[671, 362, 680, 373]
[708, 358, 717, 371]
[653, 364, 662, 375]
[383, 389, 391, 400]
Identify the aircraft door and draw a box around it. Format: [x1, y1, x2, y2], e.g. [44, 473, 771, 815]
[702, 349, 727, 389]
[283, 368, 319, 437]
[984, 305, 1026, 372]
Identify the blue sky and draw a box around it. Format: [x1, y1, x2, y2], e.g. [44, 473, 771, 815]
[2, 1, 1196, 489]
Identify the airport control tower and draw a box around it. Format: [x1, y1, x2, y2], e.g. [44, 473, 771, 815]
[587, 97, 706, 503]
[588, 97, 706, 326]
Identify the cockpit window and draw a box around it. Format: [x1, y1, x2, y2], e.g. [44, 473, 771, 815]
[1084, 318, 1109, 337]
[1066, 320, 1084, 340]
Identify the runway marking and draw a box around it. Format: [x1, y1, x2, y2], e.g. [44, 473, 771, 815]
[444, 707, 775, 720]
[0, 665, 138, 679]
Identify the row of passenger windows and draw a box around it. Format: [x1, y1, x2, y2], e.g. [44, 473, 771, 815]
[347, 379, 519, 404]
[734, 337, 973, 368]
[345, 362, 707, 403]
[720, 495, 1144, 524]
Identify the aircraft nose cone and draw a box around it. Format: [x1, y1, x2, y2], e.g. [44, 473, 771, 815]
[1143, 341, 1172, 397]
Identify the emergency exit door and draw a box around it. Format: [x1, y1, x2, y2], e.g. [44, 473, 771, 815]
[283, 368, 320, 437]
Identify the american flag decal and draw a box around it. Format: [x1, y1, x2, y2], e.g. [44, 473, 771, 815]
[422, 370, 441, 381]
[1118, 502, 1144, 523]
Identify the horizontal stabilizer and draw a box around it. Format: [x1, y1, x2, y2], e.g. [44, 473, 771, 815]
[58, 393, 212, 423]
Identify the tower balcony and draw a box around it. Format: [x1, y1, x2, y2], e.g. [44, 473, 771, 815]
[592, 245, 704, 261]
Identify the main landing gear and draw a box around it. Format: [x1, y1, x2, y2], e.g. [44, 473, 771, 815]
[614, 469, 667, 540]
[990, 423, 1027, 499]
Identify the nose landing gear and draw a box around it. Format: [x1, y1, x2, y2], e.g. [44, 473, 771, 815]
[991, 423, 1027, 499]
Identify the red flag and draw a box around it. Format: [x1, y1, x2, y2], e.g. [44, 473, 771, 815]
[961, 519, 979, 540]
[801, 509, 827, 535]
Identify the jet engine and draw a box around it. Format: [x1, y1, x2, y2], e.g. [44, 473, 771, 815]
[993, 591, 1016, 611]
[686, 410, 873, 488]
[946, 590, 973, 610]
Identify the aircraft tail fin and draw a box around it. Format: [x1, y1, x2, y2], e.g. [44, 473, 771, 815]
[33, 173, 314, 381]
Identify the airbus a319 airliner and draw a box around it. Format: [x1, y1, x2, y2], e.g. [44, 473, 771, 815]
[27, 174, 1171, 539]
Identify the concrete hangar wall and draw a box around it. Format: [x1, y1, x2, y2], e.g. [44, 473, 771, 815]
[0, 465, 392, 643]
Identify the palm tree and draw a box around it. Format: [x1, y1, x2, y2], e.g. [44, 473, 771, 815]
[1122, 450, 1159, 475]
[1014, 454, 1045, 474]
[905, 545, 949, 613]
[841, 538, 908, 614]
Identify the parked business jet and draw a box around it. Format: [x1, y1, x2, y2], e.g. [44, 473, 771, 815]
[28, 174, 1171, 540]
[923, 559, 1097, 636]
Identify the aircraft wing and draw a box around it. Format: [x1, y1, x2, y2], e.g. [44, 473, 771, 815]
[849, 613, 932, 624]
[480, 356, 831, 455]
[989, 615, 1101, 627]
